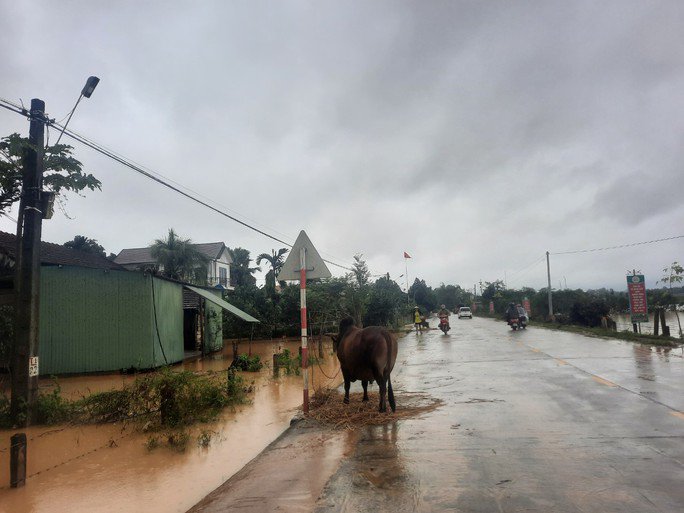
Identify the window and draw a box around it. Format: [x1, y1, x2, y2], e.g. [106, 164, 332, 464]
[219, 267, 228, 286]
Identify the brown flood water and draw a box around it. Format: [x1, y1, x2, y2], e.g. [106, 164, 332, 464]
[0, 339, 341, 513]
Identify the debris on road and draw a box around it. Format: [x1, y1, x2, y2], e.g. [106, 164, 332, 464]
[308, 388, 442, 430]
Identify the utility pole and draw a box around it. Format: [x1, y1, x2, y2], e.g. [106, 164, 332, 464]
[11, 98, 46, 426]
[546, 251, 553, 319]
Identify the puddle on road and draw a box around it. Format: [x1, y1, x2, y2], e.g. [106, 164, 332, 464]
[0, 339, 341, 513]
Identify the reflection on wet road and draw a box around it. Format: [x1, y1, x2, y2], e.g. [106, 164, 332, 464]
[316, 317, 684, 512]
[0, 340, 341, 513]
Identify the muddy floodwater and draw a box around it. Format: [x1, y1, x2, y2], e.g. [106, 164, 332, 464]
[0, 339, 341, 513]
[614, 311, 682, 336]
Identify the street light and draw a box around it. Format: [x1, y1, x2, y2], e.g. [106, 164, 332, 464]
[55, 75, 100, 145]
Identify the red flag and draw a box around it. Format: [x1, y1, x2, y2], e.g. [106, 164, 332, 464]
[404, 252, 411, 259]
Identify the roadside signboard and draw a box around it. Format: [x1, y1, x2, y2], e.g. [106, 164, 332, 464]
[277, 231, 331, 414]
[523, 297, 531, 315]
[489, 301, 494, 314]
[627, 274, 648, 323]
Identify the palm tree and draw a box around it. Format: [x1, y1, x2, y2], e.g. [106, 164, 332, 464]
[150, 229, 209, 284]
[63, 235, 107, 257]
[256, 248, 289, 289]
[227, 247, 259, 288]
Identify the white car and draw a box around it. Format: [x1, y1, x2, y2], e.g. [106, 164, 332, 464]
[458, 307, 472, 319]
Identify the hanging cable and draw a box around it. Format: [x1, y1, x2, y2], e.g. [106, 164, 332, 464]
[551, 235, 684, 255]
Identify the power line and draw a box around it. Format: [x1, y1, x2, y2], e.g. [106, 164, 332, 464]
[58, 126, 354, 271]
[551, 235, 684, 255]
[0, 97, 353, 271]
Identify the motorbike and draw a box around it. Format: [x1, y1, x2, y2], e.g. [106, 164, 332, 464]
[439, 316, 450, 334]
[518, 316, 528, 329]
[508, 316, 520, 331]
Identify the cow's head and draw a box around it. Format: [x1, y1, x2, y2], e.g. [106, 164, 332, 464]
[332, 317, 355, 353]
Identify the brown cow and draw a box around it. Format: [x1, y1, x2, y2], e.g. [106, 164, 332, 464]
[331, 317, 398, 412]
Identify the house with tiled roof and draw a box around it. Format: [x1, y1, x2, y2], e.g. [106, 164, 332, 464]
[115, 242, 233, 290]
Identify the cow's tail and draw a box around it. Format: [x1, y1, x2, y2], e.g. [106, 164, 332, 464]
[383, 331, 396, 412]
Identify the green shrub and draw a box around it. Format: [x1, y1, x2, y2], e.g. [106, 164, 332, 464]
[231, 354, 264, 372]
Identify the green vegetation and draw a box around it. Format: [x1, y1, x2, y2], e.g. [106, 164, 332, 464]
[272, 348, 318, 375]
[274, 349, 300, 375]
[0, 368, 248, 429]
[150, 228, 210, 284]
[529, 321, 679, 347]
[0, 133, 101, 215]
[231, 354, 264, 372]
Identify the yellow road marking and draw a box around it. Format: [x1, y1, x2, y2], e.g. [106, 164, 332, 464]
[592, 376, 618, 387]
[555, 358, 568, 366]
[671, 411, 684, 421]
[530, 347, 540, 353]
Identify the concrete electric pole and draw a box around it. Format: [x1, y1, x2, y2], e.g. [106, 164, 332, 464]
[11, 98, 46, 427]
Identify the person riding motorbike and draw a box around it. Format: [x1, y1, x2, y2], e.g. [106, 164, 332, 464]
[438, 304, 451, 331]
[413, 306, 424, 332]
[515, 304, 530, 328]
[505, 302, 519, 323]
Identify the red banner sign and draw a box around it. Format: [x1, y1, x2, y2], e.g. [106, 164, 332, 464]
[523, 298, 531, 315]
[627, 275, 648, 323]
[489, 301, 494, 313]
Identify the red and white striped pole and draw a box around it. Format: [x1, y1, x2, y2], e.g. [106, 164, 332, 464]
[299, 247, 309, 413]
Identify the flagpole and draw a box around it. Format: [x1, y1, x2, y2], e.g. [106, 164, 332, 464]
[405, 258, 409, 305]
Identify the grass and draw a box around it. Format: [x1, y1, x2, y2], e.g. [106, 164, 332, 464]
[0, 367, 249, 429]
[528, 320, 681, 346]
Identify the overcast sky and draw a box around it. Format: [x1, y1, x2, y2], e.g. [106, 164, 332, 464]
[1, 1, 682, 291]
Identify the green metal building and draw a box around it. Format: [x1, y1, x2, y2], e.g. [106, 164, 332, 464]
[0, 232, 259, 375]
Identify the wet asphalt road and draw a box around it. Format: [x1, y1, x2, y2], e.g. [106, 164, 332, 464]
[314, 316, 684, 512]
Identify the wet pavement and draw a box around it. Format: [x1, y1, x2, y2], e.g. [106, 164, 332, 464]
[0, 339, 341, 513]
[193, 317, 684, 512]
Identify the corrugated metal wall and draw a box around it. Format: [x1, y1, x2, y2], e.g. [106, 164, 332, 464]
[149, 276, 184, 366]
[204, 293, 223, 353]
[39, 267, 184, 375]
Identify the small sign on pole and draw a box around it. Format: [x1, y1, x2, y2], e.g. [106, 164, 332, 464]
[627, 274, 648, 323]
[277, 231, 331, 414]
[28, 357, 39, 378]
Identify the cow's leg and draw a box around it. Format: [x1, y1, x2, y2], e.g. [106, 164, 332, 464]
[343, 372, 351, 404]
[373, 369, 386, 412]
[361, 380, 369, 402]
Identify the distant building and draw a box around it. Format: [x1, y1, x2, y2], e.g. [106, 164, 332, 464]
[114, 242, 233, 289]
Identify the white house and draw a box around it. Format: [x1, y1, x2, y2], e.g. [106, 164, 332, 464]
[114, 242, 233, 289]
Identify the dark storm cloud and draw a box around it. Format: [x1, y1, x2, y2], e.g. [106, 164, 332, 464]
[0, 0, 682, 290]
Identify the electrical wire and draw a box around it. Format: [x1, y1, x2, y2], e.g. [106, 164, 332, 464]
[0, 95, 375, 274]
[551, 235, 684, 255]
[51, 122, 354, 272]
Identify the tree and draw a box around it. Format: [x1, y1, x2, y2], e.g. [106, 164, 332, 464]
[256, 248, 289, 291]
[0, 134, 101, 216]
[659, 261, 683, 338]
[351, 253, 370, 286]
[150, 229, 209, 284]
[228, 247, 258, 288]
[408, 278, 437, 312]
[63, 235, 107, 257]
[364, 276, 406, 327]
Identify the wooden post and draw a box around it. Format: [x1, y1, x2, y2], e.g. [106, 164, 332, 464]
[10, 433, 27, 488]
[654, 308, 660, 336]
[11, 98, 45, 426]
[660, 309, 670, 337]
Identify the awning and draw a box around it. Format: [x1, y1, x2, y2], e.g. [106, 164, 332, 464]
[184, 285, 260, 323]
